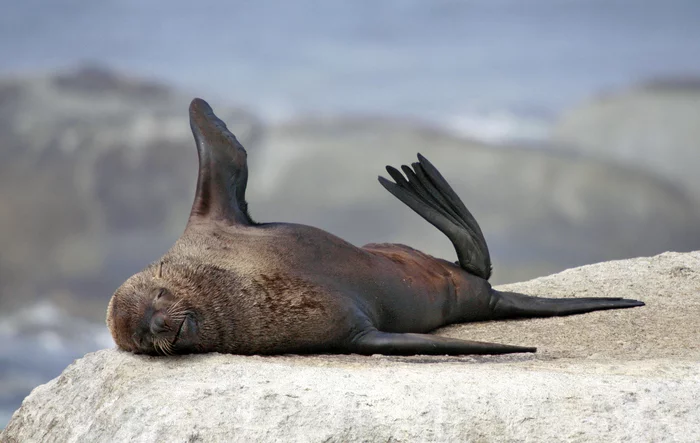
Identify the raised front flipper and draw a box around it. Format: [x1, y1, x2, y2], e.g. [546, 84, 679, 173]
[188, 98, 253, 226]
[349, 329, 536, 356]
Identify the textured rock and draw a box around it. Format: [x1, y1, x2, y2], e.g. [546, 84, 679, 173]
[3, 251, 699, 442]
[550, 78, 700, 206]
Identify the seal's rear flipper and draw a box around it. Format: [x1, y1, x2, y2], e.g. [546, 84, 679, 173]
[188, 98, 254, 226]
[492, 291, 645, 319]
[378, 154, 492, 280]
[349, 330, 536, 356]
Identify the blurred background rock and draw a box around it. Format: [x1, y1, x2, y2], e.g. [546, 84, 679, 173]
[1, 0, 699, 428]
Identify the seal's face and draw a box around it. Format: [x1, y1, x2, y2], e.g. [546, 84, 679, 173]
[107, 271, 202, 355]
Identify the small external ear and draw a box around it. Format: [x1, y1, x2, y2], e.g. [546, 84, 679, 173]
[187, 98, 253, 226]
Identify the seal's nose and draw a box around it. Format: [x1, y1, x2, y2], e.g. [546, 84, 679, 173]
[150, 312, 168, 335]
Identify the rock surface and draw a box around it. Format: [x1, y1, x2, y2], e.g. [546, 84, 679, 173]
[3, 251, 699, 442]
[550, 78, 700, 206]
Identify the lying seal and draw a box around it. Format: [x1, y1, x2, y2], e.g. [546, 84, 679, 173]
[106, 98, 645, 356]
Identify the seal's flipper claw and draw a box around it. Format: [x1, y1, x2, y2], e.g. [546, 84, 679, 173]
[492, 291, 646, 319]
[188, 98, 253, 226]
[385, 166, 410, 189]
[350, 329, 536, 356]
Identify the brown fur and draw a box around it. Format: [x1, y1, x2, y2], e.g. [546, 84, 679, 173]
[106, 225, 356, 355]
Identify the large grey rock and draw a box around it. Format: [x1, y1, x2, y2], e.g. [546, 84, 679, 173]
[550, 79, 700, 206]
[3, 251, 699, 442]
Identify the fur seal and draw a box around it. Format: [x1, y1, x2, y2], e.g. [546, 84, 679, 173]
[106, 98, 645, 356]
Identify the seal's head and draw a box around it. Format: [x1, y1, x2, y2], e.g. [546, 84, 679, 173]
[106, 261, 201, 355]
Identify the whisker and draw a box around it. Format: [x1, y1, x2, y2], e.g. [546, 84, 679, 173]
[154, 338, 172, 356]
[167, 299, 183, 315]
[169, 312, 186, 321]
[168, 309, 188, 322]
[169, 310, 186, 320]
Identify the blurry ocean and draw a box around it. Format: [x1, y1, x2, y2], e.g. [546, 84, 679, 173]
[1, 0, 700, 427]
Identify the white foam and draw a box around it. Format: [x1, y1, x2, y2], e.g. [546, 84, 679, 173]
[0, 300, 61, 337]
[443, 110, 552, 145]
[0, 300, 113, 353]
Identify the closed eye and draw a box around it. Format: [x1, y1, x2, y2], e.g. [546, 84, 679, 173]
[172, 314, 189, 346]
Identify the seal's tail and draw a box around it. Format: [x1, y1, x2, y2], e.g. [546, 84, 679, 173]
[378, 154, 492, 280]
